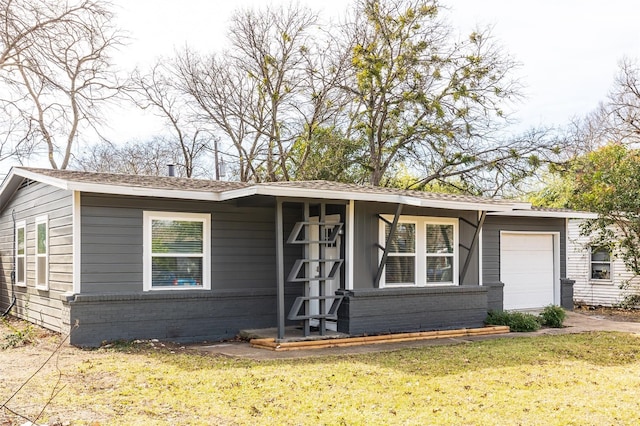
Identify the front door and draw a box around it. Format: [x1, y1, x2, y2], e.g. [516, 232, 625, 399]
[309, 214, 342, 330]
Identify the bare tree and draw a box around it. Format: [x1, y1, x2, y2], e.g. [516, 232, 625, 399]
[176, 50, 264, 182]
[129, 61, 213, 178]
[600, 57, 640, 144]
[565, 57, 640, 159]
[72, 138, 201, 177]
[176, 3, 347, 182]
[0, 0, 124, 169]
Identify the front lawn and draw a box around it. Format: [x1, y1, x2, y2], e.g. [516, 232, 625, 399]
[1, 321, 640, 425]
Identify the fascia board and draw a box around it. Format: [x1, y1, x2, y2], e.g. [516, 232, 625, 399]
[10, 168, 222, 201]
[489, 210, 598, 219]
[86, 184, 221, 201]
[0, 169, 23, 212]
[218, 186, 259, 201]
[221, 184, 520, 212]
[11, 167, 71, 190]
[415, 198, 516, 212]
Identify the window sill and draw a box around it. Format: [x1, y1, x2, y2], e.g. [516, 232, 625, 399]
[145, 286, 210, 292]
[381, 282, 458, 288]
[589, 280, 614, 285]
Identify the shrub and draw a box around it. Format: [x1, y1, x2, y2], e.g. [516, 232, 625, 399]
[1, 317, 35, 349]
[485, 310, 541, 332]
[616, 294, 640, 310]
[539, 304, 566, 328]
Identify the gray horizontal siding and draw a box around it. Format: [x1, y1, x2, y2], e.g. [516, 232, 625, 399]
[482, 216, 567, 285]
[352, 201, 481, 290]
[80, 194, 299, 293]
[0, 180, 73, 332]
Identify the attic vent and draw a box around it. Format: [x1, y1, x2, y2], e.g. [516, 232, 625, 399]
[18, 179, 35, 190]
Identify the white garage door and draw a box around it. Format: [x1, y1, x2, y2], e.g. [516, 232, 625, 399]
[501, 233, 556, 310]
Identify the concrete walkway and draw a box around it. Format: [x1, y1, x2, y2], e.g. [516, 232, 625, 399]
[189, 311, 640, 361]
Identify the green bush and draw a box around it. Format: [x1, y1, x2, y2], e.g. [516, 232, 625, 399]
[616, 294, 640, 310]
[485, 310, 541, 332]
[539, 305, 566, 328]
[1, 317, 35, 349]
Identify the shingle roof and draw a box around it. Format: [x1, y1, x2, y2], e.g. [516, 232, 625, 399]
[3, 167, 528, 212]
[257, 180, 516, 207]
[18, 167, 249, 193]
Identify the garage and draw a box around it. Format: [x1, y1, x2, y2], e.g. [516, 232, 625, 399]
[500, 232, 558, 310]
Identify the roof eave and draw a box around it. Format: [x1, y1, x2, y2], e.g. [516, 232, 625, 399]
[67, 182, 222, 201]
[220, 185, 521, 212]
[489, 209, 598, 219]
[0, 168, 25, 213]
[6, 168, 222, 201]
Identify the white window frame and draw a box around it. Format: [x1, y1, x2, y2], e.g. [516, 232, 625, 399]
[15, 219, 26, 287]
[35, 215, 49, 290]
[382, 219, 418, 286]
[143, 211, 211, 291]
[379, 215, 459, 287]
[589, 245, 612, 283]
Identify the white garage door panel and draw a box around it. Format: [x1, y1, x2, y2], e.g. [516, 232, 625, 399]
[501, 237, 551, 251]
[501, 233, 555, 310]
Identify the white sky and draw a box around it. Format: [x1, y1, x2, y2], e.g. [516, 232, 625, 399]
[5, 0, 640, 170]
[106, 0, 640, 143]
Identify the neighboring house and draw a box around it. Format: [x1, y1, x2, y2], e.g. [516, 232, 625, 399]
[0, 167, 582, 346]
[568, 218, 640, 307]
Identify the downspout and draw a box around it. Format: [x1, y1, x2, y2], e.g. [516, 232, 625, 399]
[2, 210, 17, 317]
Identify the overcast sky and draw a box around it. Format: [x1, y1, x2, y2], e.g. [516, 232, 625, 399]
[106, 0, 640, 143]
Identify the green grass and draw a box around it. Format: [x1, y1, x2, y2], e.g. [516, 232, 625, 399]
[2, 332, 640, 425]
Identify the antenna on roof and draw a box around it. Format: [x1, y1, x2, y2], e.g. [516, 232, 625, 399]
[167, 164, 175, 177]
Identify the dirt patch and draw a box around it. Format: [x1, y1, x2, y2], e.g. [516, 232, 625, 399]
[574, 305, 640, 322]
[0, 316, 208, 425]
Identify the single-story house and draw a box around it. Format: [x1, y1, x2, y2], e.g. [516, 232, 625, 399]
[568, 218, 640, 307]
[0, 167, 584, 346]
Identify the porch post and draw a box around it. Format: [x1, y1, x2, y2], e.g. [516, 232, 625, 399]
[319, 202, 326, 335]
[303, 202, 311, 336]
[374, 203, 403, 288]
[460, 210, 486, 284]
[276, 198, 286, 340]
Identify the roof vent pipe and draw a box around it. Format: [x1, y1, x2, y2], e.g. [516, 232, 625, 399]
[168, 164, 175, 177]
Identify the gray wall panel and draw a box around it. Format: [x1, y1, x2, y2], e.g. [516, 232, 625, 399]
[352, 201, 481, 289]
[482, 216, 567, 284]
[65, 288, 303, 347]
[80, 194, 302, 293]
[0, 180, 73, 332]
[337, 286, 488, 334]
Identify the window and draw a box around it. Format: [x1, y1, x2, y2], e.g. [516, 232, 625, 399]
[143, 212, 211, 291]
[426, 223, 455, 283]
[384, 222, 416, 284]
[35, 215, 48, 290]
[380, 216, 458, 287]
[15, 220, 26, 287]
[590, 246, 611, 281]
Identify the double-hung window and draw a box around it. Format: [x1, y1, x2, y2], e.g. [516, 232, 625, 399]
[143, 212, 211, 291]
[590, 246, 611, 281]
[15, 220, 26, 287]
[384, 221, 417, 285]
[426, 223, 455, 283]
[35, 215, 49, 290]
[380, 216, 458, 287]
